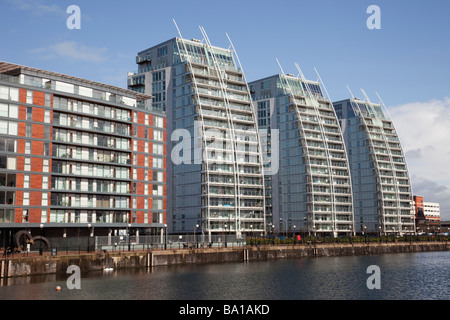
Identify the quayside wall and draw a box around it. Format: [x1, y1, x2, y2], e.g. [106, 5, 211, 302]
[0, 242, 448, 278]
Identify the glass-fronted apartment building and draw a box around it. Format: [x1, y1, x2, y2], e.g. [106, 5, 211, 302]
[0, 61, 166, 248]
[128, 34, 266, 238]
[333, 98, 414, 235]
[250, 73, 354, 237]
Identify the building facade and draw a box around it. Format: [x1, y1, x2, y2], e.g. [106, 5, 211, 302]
[128, 34, 266, 238]
[0, 62, 166, 250]
[413, 195, 425, 224]
[250, 73, 354, 237]
[333, 98, 415, 235]
[424, 202, 440, 221]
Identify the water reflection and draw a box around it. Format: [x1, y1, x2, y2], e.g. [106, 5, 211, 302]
[0, 252, 448, 300]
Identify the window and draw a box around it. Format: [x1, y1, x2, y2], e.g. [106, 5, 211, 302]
[0, 156, 16, 170]
[26, 107, 33, 120]
[23, 175, 30, 188]
[0, 103, 8, 117]
[24, 157, 31, 171]
[26, 91, 33, 104]
[152, 171, 163, 182]
[42, 193, 48, 206]
[43, 159, 49, 172]
[0, 120, 6, 134]
[43, 142, 50, 156]
[0, 86, 8, 100]
[0, 209, 15, 223]
[154, 130, 163, 141]
[26, 124, 32, 137]
[154, 116, 163, 128]
[153, 157, 163, 168]
[157, 45, 168, 57]
[25, 141, 31, 154]
[0, 120, 17, 135]
[0, 86, 18, 102]
[45, 94, 51, 107]
[153, 184, 163, 196]
[42, 176, 49, 189]
[8, 121, 17, 135]
[9, 105, 18, 118]
[41, 209, 47, 223]
[23, 192, 30, 206]
[22, 209, 29, 223]
[153, 199, 163, 210]
[153, 143, 163, 155]
[0, 137, 16, 152]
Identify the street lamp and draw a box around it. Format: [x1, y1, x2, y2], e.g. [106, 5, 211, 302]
[224, 224, 228, 248]
[164, 224, 167, 249]
[293, 225, 297, 245]
[87, 223, 91, 253]
[194, 224, 199, 248]
[272, 224, 275, 245]
[39, 224, 44, 256]
[127, 223, 131, 251]
[280, 218, 289, 237]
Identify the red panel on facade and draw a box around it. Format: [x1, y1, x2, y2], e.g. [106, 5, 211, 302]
[33, 107, 45, 123]
[30, 157, 43, 172]
[29, 208, 41, 223]
[18, 105, 27, 120]
[29, 191, 42, 207]
[31, 140, 44, 156]
[32, 124, 44, 139]
[19, 88, 27, 103]
[33, 91, 45, 106]
[15, 190, 23, 206]
[15, 208, 22, 224]
[30, 174, 42, 189]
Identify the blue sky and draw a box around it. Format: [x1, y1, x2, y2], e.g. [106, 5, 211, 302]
[1, 0, 450, 219]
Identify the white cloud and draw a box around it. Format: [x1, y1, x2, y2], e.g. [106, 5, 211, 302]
[30, 41, 108, 63]
[388, 97, 450, 220]
[9, 0, 65, 16]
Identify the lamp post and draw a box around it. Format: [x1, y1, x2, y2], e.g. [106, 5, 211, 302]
[194, 224, 199, 248]
[224, 224, 228, 248]
[293, 225, 297, 245]
[164, 224, 167, 249]
[87, 223, 91, 253]
[39, 224, 44, 256]
[272, 224, 275, 245]
[127, 223, 131, 251]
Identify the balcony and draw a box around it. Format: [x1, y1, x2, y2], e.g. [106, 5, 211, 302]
[136, 54, 151, 64]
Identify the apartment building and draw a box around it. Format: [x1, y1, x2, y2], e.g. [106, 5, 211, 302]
[128, 32, 266, 238]
[0, 61, 166, 250]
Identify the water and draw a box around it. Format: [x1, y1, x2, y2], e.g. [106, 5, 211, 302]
[0, 251, 449, 300]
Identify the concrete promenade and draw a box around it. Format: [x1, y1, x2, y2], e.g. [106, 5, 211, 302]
[0, 241, 448, 279]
